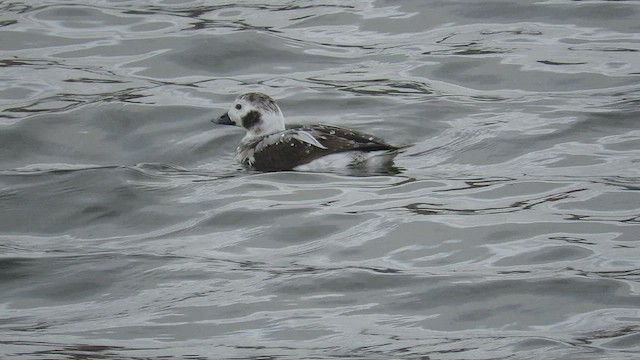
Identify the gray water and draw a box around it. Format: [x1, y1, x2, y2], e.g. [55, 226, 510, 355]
[1, 1, 640, 359]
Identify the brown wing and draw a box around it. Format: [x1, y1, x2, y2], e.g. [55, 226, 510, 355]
[248, 126, 397, 171]
[294, 124, 398, 151]
[249, 134, 334, 171]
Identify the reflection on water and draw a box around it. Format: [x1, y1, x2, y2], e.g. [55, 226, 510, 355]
[1, 0, 640, 359]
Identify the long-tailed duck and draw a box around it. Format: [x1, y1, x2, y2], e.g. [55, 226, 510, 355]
[212, 92, 404, 172]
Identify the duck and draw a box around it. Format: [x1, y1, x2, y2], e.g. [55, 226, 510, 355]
[212, 92, 404, 172]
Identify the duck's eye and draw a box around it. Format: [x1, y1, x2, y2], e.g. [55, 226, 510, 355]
[235, 104, 242, 110]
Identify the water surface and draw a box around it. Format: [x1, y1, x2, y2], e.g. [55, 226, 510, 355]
[1, 1, 640, 359]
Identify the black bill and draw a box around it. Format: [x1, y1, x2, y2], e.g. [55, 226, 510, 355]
[212, 112, 235, 125]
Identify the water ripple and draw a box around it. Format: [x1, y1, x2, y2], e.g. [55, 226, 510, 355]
[1, 1, 640, 359]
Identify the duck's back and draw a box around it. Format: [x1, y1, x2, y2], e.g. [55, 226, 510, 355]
[241, 124, 399, 171]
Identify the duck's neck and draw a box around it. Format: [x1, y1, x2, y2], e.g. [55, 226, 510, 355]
[243, 109, 286, 142]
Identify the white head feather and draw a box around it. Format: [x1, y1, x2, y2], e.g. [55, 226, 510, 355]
[225, 93, 286, 141]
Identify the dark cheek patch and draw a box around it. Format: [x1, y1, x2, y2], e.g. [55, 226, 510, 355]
[242, 110, 261, 130]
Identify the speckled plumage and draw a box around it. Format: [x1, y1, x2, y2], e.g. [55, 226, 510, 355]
[213, 92, 402, 171]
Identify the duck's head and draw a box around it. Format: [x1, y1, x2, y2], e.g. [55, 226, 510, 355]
[213, 92, 286, 139]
